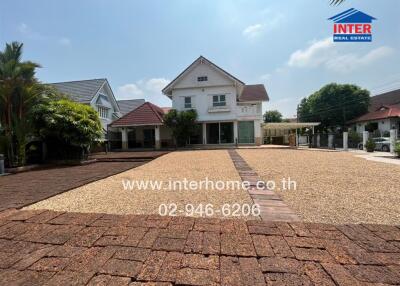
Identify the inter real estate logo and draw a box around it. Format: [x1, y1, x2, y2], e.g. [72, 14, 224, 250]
[328, 8, 376, 42]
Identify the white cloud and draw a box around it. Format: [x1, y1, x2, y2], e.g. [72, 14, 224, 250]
[18, 23, 29, 34]
[117, 83, 144, 99]
[288, 37, 333, 68]
[242, 10, 285, 39]
[58, 37, 71, 46]
[116, 78, 171, 107]
[287, 37, 393, 73]
[242, 24, 264, 38]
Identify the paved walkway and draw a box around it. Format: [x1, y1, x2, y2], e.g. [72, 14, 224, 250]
[0, 162, 144, 212]
[0, 210, 399, 285]
[228, 150, 299, 222]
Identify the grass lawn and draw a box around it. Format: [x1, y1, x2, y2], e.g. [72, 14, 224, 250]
[238, 148, 400, 225]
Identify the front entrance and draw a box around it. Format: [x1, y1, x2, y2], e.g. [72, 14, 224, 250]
[206, 122, 234, 144]
[238, 121, 254, 144]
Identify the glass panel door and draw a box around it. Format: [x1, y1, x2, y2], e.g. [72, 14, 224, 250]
[143, 129, 155, 148]
[238, 121, 254, 144]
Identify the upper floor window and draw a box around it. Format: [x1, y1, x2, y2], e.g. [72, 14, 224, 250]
[197, 76, 208, 82]
[213, 94, 226, 107]
[97, 106, 109, 118]
[184, 97, 192, 109]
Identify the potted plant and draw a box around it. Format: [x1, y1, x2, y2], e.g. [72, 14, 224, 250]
[365, 138, 376, 152]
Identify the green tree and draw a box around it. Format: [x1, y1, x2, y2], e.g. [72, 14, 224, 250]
[32, 99, 102, 160]
[298, 83, 370, 130]
[0, 42, 48, 166]
[263, 110, 283, 123]
[164, 109, 198, 147]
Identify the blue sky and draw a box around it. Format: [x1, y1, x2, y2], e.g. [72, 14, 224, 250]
[1, 0, 399, 117]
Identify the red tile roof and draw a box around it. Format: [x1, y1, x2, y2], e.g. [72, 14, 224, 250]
[348, 103, 400, 123]
[111, 102, 164, 127]
[239, 84, 269, 102]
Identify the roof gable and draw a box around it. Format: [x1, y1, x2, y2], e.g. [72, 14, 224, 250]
[111, 102, 165, 127]
[162, 56, 244, 96]
[329, 8, 376, 23]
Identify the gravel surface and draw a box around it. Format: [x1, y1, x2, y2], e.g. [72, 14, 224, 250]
[26, 150, 254, 218]
[238, 148, 400, 225]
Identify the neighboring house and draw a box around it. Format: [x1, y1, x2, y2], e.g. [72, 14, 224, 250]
[50, 79, 122, 137]
[348, 89, 400, 135]
[109, 56, 269, 149]
[117, 99, 145, 115]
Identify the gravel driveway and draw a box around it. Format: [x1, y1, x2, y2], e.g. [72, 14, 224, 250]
[26, 150, 253, 218]
[238, 148, 400, 225]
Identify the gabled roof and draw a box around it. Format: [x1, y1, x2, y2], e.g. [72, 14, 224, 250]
[328, 8, 376, 23]
[111, 102, 165, 127]
[50, 79, 107, 103]
[239, 84, 269, 102]
[369, 89, 400, 112]
[348, 103, 400, 124]
[162, 56, 244, 96]
[117, 99, 146, 115]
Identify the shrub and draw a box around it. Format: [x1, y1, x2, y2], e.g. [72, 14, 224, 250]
[32, 99, 102, 160]
[395, 142, 400, 158]
[365, 138, 376, 152]
[164, 109, 198, 147]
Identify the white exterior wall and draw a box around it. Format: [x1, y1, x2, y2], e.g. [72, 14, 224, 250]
[353, 118, 392, 134]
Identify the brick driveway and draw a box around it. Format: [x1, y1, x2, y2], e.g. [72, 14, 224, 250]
[0, 210, 399, 285]
[0, 162, 144, 211]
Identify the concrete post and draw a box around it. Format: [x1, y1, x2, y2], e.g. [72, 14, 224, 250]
[390, 129, 396, 154]
[233, 121, 238, 145]
[328, 134, 334, 149]
[202, 123, 207, 144]
[121, 128, 128, 150]
[155, 126, 161, 150]
[362, 131, 369, 151]
[343, 132, 348, 151]
[316, 134, 320, 148]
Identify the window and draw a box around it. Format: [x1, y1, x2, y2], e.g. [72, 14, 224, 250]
[213, 95, 226, 107]
[97, 106, 109, 118]
[197, 76, 208, 82]
[184, 97, 192, 108]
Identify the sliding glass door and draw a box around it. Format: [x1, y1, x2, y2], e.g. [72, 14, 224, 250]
[206, 122, 234, 144]
[238, 121, 254, 144]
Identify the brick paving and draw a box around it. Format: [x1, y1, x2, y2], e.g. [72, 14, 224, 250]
[0, 162, 145, 212]
[228, 150, 300, 222]
[0, 210, 399, 285]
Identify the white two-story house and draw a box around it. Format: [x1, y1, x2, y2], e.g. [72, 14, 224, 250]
[162, 56, 269, 145]
[110, 56, 269, 149]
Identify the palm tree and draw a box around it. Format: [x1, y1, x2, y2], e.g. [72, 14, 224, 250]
[0, 42, 44, 166]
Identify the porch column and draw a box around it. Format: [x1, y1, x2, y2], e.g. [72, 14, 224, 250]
[328, 134, 334, 149]
[233, 121, 238, 145]
[343, 132, 348, 151]
[362, 131, 369, 151]
[202, 123, 207, 144]
[121, 128, 128, 150]
[254, 120, 261, 145]
[155, 126, 161, 150]
[390, 129, 396, 154]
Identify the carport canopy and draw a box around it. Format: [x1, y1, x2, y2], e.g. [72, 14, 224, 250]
[262, 122, 320, 130]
